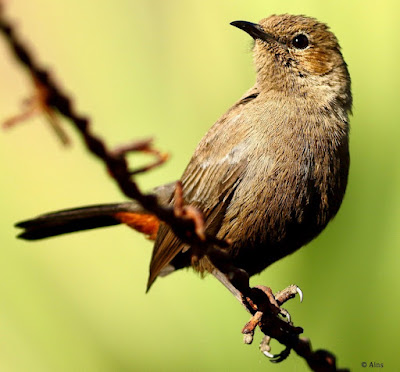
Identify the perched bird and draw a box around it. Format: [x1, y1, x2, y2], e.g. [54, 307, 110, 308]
[16, 14, 352, 292]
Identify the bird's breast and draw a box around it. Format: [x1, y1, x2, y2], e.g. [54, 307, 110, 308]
[217, 112, 349, 274]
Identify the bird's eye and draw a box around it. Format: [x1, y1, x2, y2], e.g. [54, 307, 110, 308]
[292, 34, 309, 49]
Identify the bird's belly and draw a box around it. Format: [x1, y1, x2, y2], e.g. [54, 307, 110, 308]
[220, 170, 344, 276]
[229, 203, 326, 276]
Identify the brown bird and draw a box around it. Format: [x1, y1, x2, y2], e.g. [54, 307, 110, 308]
[15, 14, 352, 293]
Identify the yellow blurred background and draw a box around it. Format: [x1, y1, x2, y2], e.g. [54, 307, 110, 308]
[1, 0, 399, 371]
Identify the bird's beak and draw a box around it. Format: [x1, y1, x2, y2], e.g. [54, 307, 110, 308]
[230, 20, 275, 43]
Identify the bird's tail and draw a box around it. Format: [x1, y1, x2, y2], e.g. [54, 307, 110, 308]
[15, 183, 175, 241]
[15, 202, 160, 240]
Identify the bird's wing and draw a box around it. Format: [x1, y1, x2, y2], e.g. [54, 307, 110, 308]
[147, 86, 260, 290]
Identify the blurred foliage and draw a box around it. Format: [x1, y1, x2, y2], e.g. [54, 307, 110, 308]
[0, 0, 399, 371]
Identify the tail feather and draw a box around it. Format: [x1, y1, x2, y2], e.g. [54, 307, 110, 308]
[16, 202, 143, 240]
[15, 182, 176, 241]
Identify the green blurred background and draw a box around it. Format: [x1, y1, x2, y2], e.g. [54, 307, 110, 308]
[1, 0, 399, 371]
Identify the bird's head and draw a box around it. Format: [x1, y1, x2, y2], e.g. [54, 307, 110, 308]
[231, 14, 351, 111]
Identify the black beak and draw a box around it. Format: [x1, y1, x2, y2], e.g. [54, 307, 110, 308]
[230, 20, 275, 43]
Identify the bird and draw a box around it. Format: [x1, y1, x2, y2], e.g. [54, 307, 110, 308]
[15, 14, 352, 293]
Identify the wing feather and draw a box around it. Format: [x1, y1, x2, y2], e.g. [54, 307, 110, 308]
[146, 86, 260, 290]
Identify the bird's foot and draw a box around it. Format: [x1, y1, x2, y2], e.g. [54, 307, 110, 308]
[259, 335, 291, 362]
[241, 284, 303, 362]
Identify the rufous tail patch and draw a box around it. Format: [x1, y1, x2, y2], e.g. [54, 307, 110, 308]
[114, 212, 160, 240]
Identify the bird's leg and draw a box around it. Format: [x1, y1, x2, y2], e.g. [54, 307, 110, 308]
[245, 284, 303, 362]
[239, 282, 304, 361]
[208, 249, 303, 361]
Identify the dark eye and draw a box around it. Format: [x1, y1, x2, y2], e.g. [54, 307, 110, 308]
[292, 34, 309, 49]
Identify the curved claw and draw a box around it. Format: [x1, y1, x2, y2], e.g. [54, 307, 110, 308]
[263, 350, 276, 358]
[296, 286, 304, 303]
[260, 335, 291, 362]
[283, 309, 291, 323]
[269, 346, 291, 363]
[278, 307, 291, 323]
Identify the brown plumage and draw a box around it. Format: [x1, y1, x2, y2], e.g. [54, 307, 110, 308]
[16, 14, 352, 293]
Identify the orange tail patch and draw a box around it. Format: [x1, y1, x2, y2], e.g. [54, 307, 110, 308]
[114, 212, 160, 240]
